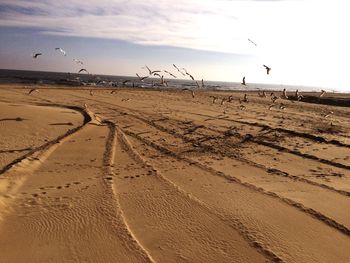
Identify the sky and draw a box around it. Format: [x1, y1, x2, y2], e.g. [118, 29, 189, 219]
[0, 0, 349, 91]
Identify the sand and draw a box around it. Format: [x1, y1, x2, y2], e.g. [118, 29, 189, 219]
[0, 84, 349, 262]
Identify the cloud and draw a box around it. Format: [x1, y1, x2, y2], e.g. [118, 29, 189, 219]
[0, 0, 256, 54]
[0, 0, 349, 68]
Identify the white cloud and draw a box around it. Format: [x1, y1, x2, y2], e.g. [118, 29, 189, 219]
[1, 0, 350, 90]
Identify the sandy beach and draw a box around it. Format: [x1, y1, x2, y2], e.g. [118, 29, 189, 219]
[0, 84, 349, 262]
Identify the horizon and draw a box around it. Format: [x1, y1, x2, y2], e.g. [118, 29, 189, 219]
[1, 0, 349, 92]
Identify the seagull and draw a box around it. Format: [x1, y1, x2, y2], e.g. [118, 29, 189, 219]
[320, 90, 326, 98]
[136, 73, 148, 82]
[210, 96, 218, 104]
[282, 88, 288, 99]
[186, 72, 195, 81]
[153, 72, 162, 78]
[89, 89, 94, 96]
[173, 64, 186, 76]
[78, 68, 89, 74]
[263, 65, 271, 75]
[55, 47, 66, 56]
[182, 88, 195, 98]
[32, 53, 42, 59]
[110, 89, 117, 94]
[241, 76, 246, 86]
[295, 89, 304, 101]
[173, 64, 180, 71]
[160, 75, 168, 86]
[239, 105, 246, 110]
[239, 94, 248, 103]
[248, 38, 258, 47]
[258, 91, 267, 97]
[28, 88, 39, 95]
[164, 70, 177, 78]
[243, 93, 248, 102]
[221, 98, 226, 105]
[201, 79, 205, 88]
[145, 65, 161, 75]
[73, 59, 83, 65]
[268, 104, 275, 110]
[324, 111, 334, 118]
[279, 103, 286, 110]
[271, 95, 279, 103]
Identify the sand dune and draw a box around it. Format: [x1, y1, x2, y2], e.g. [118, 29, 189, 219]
[0, 84, 349, 262]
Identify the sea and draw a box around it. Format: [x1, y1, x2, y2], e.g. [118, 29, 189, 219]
[0, 69, 334, 93]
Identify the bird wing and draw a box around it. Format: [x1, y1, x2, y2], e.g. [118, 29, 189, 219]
[145, 66, 151, 75]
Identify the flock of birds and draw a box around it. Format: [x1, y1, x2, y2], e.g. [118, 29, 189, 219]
[29, 39, 331, 117]
[31, 38, 272, 90]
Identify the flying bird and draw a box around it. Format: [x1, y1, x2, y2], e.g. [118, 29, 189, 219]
[241, 76, 246, 86]
[55, 47, 66, 56]
[239, 105, 246, 110]
[271, 95, 279, 103]
[136, 73, 148, 81]
[145, 65, 161, 75]
[258, 91, 267, 97]
[210, 96, 218, 104]
[239, 94, 248, 103]
[320, 90, 326, 98]
[173, 64, 186, 76]
[185, 71, 195, 81]
[324, 111, 334, 118]
[32, 53, 42, 58]
[295, 89, 304, 101]
[282, 88, 288, 99]
[164, 70, 177, 78]
[28, 88, 39, 95]
[78, 69, 89, 74]
[263, 65, 271, 75]
[182, 88, 195, 98]
[160, 75, 168, 86]
[248, 38, 258, 47]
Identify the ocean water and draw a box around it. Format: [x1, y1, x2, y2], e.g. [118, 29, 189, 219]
[0, 69, 329, 92]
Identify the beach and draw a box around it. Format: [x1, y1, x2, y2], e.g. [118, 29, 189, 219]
[0, 83, 349, 262]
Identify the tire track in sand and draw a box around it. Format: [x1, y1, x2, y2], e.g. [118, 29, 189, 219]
[0, 118, 152, 262]
[120, 129, 350, 262]
[110, 126, 274, 262]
